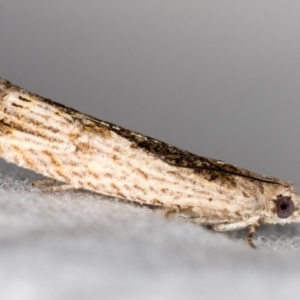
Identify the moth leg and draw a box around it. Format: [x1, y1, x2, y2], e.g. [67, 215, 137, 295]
[32, 178, 76, 193]
[247, 219, 263, 249]
[41, 184, 75, 193]
[179, 207, 200, 219]
[163, 206, 200, 219]
[31, 179, 58, 187]
[163, 206, 180, 218]
[213, 215, 261, 231]
[32, 179, 75, 193]
[213, 216, 263, 248]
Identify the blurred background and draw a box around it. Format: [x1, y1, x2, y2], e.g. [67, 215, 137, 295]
[1, 1, 300, 186]
[1, 2, 300, 299]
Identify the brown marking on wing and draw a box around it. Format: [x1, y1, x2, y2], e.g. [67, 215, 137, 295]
[242, 191, 250, 198]
[0, 121, 13, 135]
[112, 154, 120, 162]
[11, 102, 24, 109]
[88, 171, 100, 180]
[205, 170, 238, 188]
[72, 171, 84, 179]
[135, 168, 148, 179]
[18, 96, 31, 102]
[134, 184, 146, 193]
[11, 145, 34, 169]
[41, 150, 70, 182]
[43, 150, 60, 167]
[111, 183, 126, 198]
[83, 122, 112, 139]
[113, 145, 121, 153]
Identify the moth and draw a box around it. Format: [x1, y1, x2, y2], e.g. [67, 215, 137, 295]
[0, 77, 299, 248]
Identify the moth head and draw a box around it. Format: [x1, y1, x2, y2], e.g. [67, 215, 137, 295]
[270, 194, 300, 224]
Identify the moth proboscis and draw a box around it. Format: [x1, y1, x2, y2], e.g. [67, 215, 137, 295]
[0, 76, 299, 248]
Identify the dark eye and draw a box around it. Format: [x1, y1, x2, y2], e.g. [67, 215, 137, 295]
[275, 197, 295, 218]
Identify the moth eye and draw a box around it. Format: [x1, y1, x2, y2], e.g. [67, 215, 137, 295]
[275, 197, 295, 218]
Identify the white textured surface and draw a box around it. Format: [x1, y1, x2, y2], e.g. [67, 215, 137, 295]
[1, 160, 300, 300]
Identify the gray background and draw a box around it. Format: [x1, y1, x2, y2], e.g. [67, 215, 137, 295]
[1, 1, 300, 300]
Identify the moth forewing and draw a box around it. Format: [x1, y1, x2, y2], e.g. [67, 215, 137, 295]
[0, 77, 299, 248]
